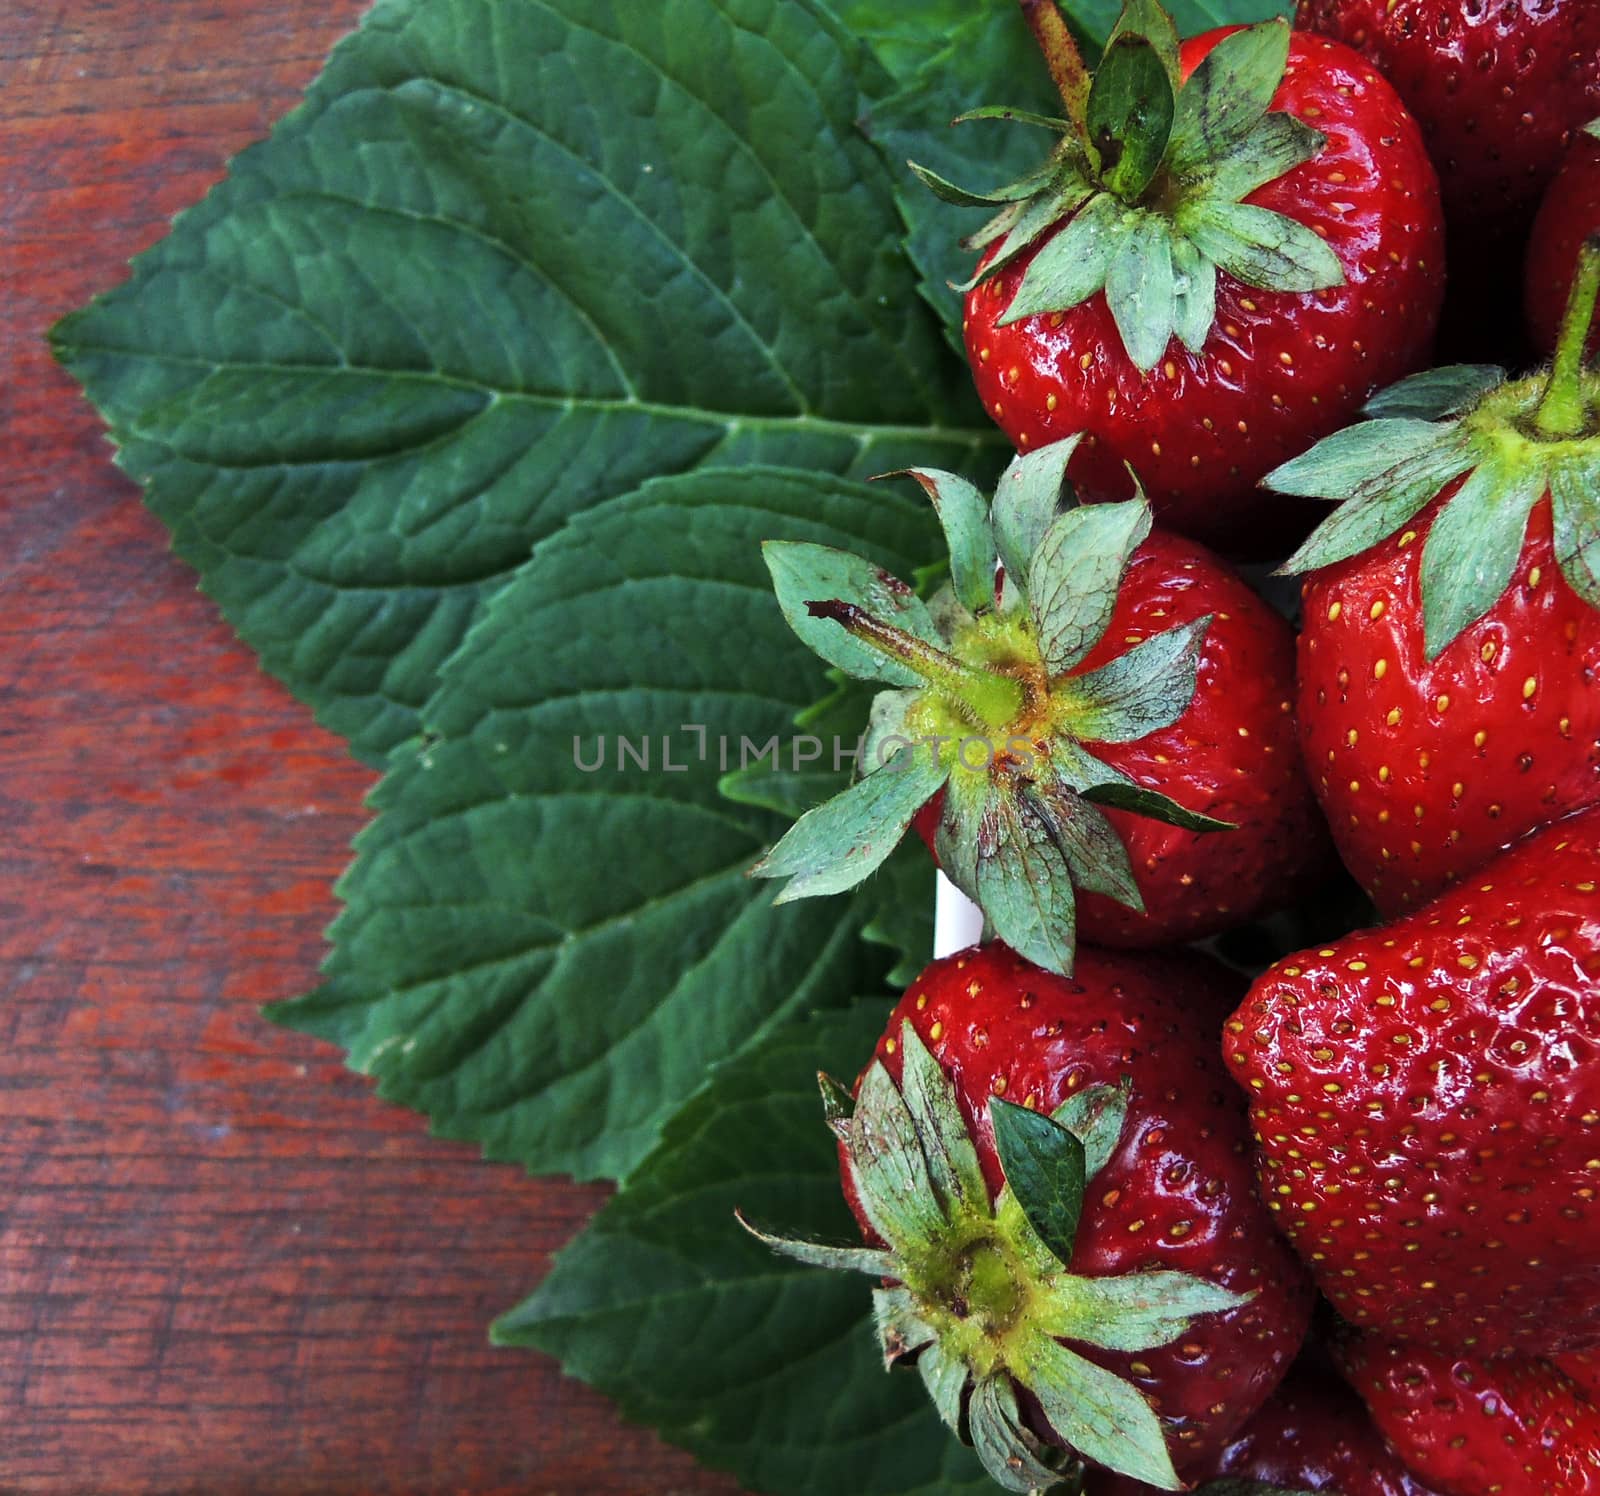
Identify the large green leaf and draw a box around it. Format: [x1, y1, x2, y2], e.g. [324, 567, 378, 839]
[53, 0, 996, 765]
[269, 468, 941, 1181]
[494, 1002, 993, 1496]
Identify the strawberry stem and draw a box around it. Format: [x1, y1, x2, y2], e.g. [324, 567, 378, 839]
[1534, 234, 1600, 439]
[1017, 0, 1090, 134]
[805, 600, 1025, 728]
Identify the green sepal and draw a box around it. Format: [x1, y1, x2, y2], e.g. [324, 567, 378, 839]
[1269, 418, 1460, 497]
[734, 1212, 900, 1277]
[976, 793, 1081, 977]
[1035, 1271, 1250, 1352]
[957, 175, 1097, 287]
[993, 439, 1080, 595]
[764, 541, 936, 686]
[1180, 198, 1344, 294]
[1064, 615, 1212, 743]
[893, 468, 997, 614]
[969, 1374, 1081, 1494]
[1086, 31, 1176, 201]
[1018, 1330, 1182, 1490]
[749, 748, 950, 902]
[896, 1020, 989, 1216]
[1026, 773, 1145, 914]
[846, 1058, 951, 1258]
[998, 191, 1134, 327]
[1029, 499, 1153, 674]
[1105, 214, 1178, 371]
[907, 156, 1061, 209]
[954, 103, 1078, 132]
[873, 1284, 939, 1366]
[1587, 118, 1600, 141]
[1080, 779, 1233, 833]
[1552, 455, 1600, 609]
[1166, 21, 1291, 176]
[1051, 1080, 1130, 1180]
[918, 1338, 970, 1436]
[1201, 110, 1325, 204]
[1419, 459, 1545, 659]
[818, 1070, 856, 1128]
[989, 1098, 1088, 1268]
[1363, 364, 1505, 421]
[1170, 231, 1217, 354]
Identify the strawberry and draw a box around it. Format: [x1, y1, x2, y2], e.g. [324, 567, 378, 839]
[1270, 238, 1600, 916]
[742, 941, 1313, 1491]
[1339, 1337, 1600, 1496]
[1528, 121, 1600, 357]
[1088, 1366, 1448, 1495]
[935, 2, 1442, 553]
[753, 441, 1328, 977]
[1226, 805, 1600, 1357]
[1297, 0, 1600, 285]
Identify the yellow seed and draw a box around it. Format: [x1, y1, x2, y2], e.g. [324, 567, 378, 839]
[1436, 695, 1450, 713]
[1329, 602, 1343, 621]
[1374, 659, 1388, 679]
[1370, 600, 1386, 620]
[1046, 393, 1058, 412]
[1523, 676, 1538, 699]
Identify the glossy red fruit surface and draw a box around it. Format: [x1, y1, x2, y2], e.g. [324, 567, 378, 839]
[1227, 806, 1600, 1356]
[1528, 129, 1600, 357]
[917, 529, 1329, 947]
[855, 943, 1314, 1473]
[1341, 1337, 1600, 1496]
[1089, 1366, 1447, 1494]
[1298, 492, 1600, 917]
[964, 29, 1443, 555]
[1298, 0, 1600, 236]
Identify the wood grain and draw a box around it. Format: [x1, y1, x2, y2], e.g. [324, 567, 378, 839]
[2, 4, 744, 1491]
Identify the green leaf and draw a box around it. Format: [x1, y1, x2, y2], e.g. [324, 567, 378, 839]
[1181, 199, 1344, 294]
[990, 1099, 1088, 1267]
[1020, 1333, 1182, 1489]
[1079, 779, 1234, 832]
[53, 0, 995, 764]
[999, 191, 1135, 326]
[975, 794, 1080, 977]
[495, 1003, 993, 1496]
[993, 439, 1081, 592]
[1552, 457, 1600, 610]
[1105, 214, 1179, 371]
[765, 542, 937, 687]
[1166, 20, 1291, 173]
[1363, 364, 1506, 421]
[267, 468, 938, 1183]
[1419, 462, 1545, 658]
[752, 748, 950, 902]
[1087, 34, 1177, 200]
[1066, 615, 1212, 743]
[1037, 1271, 1248, 1351]
[1030, 500, 1154, 674]
[896, 468, 998, 614]
[1051, 1081, 1130, 1180]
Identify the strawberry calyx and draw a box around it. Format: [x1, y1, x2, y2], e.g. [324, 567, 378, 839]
[912, 0, 1343, 372]
[1273, 234, 1600, 659]
[750, 438, 1233, 978]
[738, 1021, 1250, 1494]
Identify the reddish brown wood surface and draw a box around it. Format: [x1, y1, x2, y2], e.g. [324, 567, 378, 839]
[2, 5, 743, 1491]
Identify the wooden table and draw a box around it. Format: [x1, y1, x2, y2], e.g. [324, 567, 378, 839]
[3, 4, 741, 1490]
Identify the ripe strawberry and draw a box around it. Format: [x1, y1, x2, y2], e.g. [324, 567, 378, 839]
[1296, 0, 1600, 240]
[744, 942, 1313, 1491]
[754, 441, 1328, 977]
[1226, 805, 1600, 1357]
[1089, 1366, 1447, 1494]
[1528, 122, 1600, 356]
[1339, 1337, 1600, 1496]
[1271, 240, 1600, 915]
[941, 3, 1442, 553]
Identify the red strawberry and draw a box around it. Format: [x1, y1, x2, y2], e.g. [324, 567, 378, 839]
[1226, 805, 1600, 1357]
[1272, 242, 1600, 916]
[947, 8, 1442, 554]
[1528, 122, 1600, 356]
[745, 942, 1313, 1490]
[1339, 1337, 1600, 1496]
[1296, 0, 1600, 243]
[1089, 1366, 1447, 1494]
[755, 443, 1328, 977]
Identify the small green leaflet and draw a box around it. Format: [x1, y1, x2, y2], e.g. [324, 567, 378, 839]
[53, 0, 996, 765]
[990, 1098, 1089, 1265]
[495, 1003, 994, 1496]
